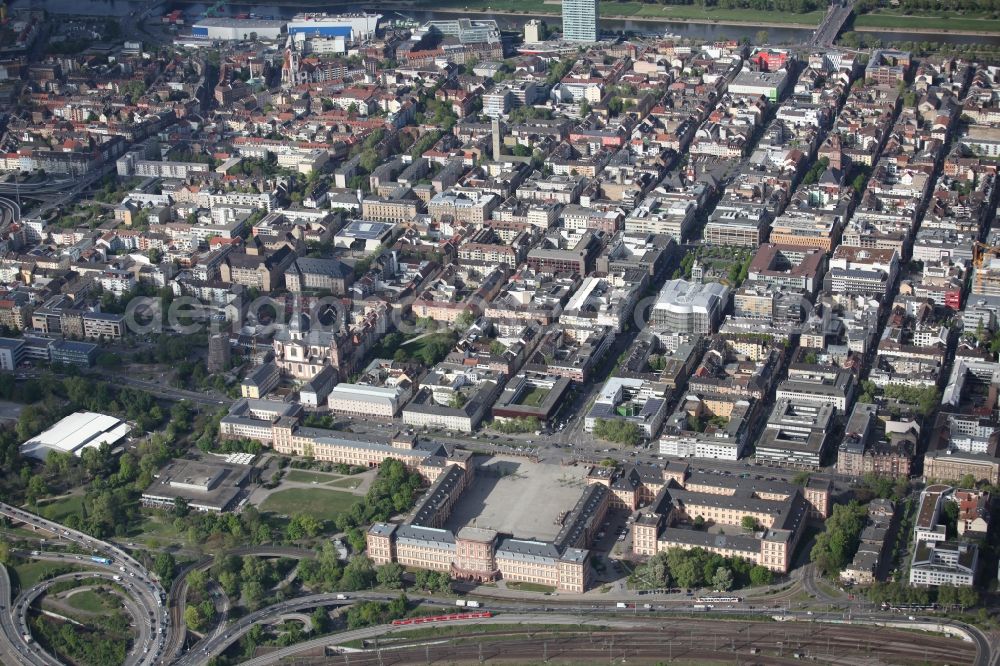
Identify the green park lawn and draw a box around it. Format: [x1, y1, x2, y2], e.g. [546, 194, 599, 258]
[12, 561, 82, 590]
[517, 387, 550, 407]
[432, 0, 824, 24]
[37, 495, 84, 523]
[284, 469, 341, 484]
[65, 589, 111, 613]
[505, 581, 557, 593]
[327, 477, 363, 490]
[134, 515, 183, 542]
[853, 10, 1000, 32]
[260, 488, 360, 522]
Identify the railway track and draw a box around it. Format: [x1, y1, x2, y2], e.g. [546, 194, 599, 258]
[312, 622, 976, 666]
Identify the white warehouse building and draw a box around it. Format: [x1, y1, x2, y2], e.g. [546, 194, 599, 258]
[287, 13, 381, 41]
[191, 18, 287, 41]
[21, 412, 131, 460]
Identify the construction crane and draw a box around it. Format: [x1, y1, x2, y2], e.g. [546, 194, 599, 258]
[973, 242, 1000, 269]
[199, 0, 227, 21]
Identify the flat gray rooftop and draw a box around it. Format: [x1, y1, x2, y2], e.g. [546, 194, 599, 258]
[445, 456, 589, 542]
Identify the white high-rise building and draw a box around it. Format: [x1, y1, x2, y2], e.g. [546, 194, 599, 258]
[563, 0, 598, 42]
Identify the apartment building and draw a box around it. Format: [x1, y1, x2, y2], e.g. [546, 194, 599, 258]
[836, 403, 915, 478]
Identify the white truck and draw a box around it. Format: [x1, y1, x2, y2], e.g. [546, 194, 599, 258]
[466, 600, 481, 608]
[336, 594, 349, 600]
[616, 602, 628, 609]
[455, 599, 467, 607]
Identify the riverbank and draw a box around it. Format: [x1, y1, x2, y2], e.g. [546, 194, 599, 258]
[854, 24, 1000, 36]
[158, 0, 1000, 37]
[419, 0, 825, 28]
[443, 10, 819, 29]
[853, 11, 1000, 36]
[424, 1, 1000, 35]
[166, 0, 823, 28]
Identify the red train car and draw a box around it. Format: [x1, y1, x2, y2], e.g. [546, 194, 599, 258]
[392, 611, 492, 626]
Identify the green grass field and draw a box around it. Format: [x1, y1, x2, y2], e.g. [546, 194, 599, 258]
[284, 470, 340, 484]
[516, 387, 550, 408]
[432, 0, 824, 24]
[65, 589, 111, 613]
[854, 10, 1000, 32]
[401, 331, 456, 363]
[260, 488, 359, 522]
[505, 581, 557, 593]
[37, 495, 84, 523]
[12, 561, 82, 590]
[327, 477, 362, 490]
[134, 515, 182, 542]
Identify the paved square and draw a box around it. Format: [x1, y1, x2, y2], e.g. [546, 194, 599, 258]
[445, 456, 589, 542]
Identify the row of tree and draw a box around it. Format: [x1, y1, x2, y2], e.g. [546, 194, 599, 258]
[866, 580, 980, 608]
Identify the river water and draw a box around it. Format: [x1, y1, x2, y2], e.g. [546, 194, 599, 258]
[9, 0, 1000, 46]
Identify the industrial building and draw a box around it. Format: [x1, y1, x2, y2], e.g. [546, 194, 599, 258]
[191, 18, 286, 42]
[287, 13, 381, 41]
[141, 458, 254, 513]
[21, 412, 131, 461]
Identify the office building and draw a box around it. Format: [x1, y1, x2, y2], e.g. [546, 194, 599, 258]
[910, 540, 978, 587]
[650, 280, 730, 334]
[585, 377, 668, 438]
[0, 337, 24, 371]
[755, 399, 835, 468]
[142, 458, 253, 513]
[328, 383, 412, 419]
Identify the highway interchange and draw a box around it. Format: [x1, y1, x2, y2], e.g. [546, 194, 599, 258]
[0, 502, 169, 666]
